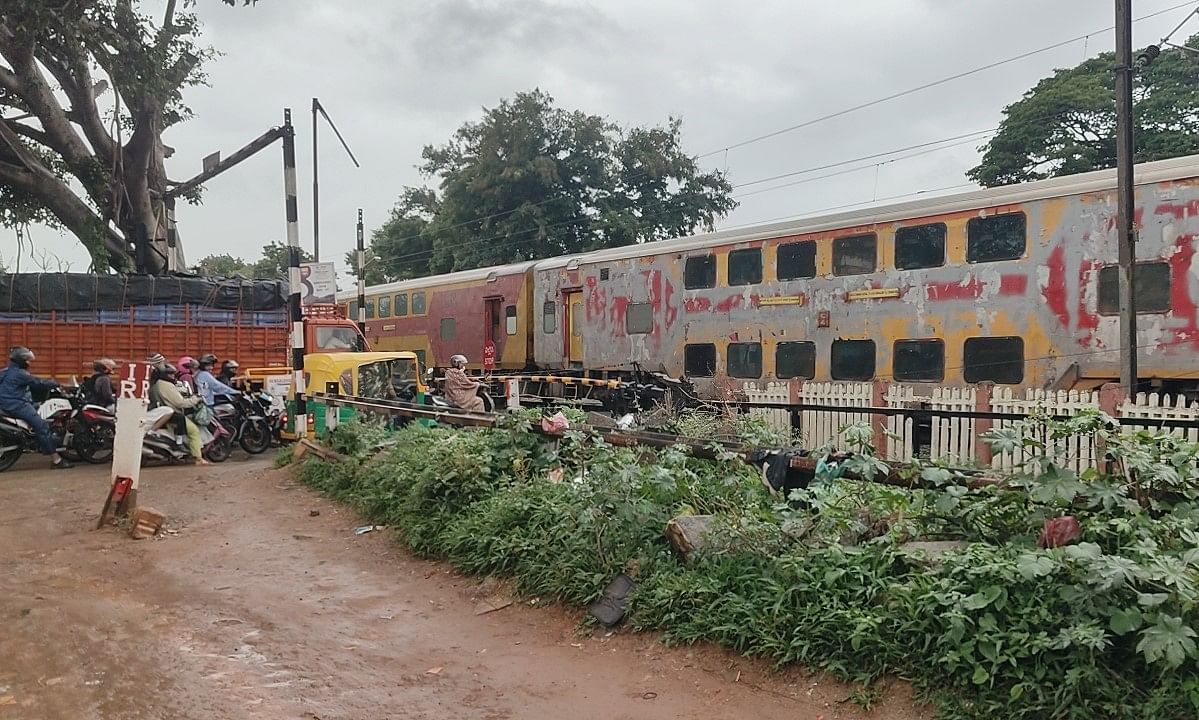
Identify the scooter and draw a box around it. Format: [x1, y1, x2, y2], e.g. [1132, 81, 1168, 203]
[0, 386, 76, 472]
[141, 406, 233, 464]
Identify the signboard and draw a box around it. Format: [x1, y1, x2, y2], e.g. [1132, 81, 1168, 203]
[118, 362, 154, 400]
[482, 340, 497, 371]
[846, 287, 901, 301]
[758, 295, 805, 307]
[265, 375, 293, 398]
[299, 262, 337, 306]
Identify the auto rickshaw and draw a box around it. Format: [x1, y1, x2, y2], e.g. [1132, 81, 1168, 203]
[254, 351, 429, 439]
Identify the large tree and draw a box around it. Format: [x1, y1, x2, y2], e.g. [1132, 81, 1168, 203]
[970, 35, 1199, 187]
[0, 0, 249, 273]
[350, 90, 736, 281]
[194, 240, 310, 279]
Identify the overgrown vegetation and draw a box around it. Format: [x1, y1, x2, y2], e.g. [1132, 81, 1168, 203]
[293, 409, 1199, 719]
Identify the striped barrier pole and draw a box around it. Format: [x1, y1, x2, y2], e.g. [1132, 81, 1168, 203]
[282, 108, 307, 438]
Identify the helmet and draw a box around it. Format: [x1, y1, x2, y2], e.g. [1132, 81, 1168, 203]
[145, 352, 166, 367]
[159, 363, 178, 380]
[93, 358, 117, 373]
[9, 346, 34, 368]
[221, 359, 240, 373]
[450, 354, 468, 368]
[198, 353, 217, 369]
[177, 355, 196, 371]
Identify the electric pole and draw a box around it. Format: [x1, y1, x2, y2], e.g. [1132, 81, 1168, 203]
[310, 98, 361, 262]
[282, 108, 307, 439]
[357, 209, 366, 338]
[1115, 0, 1137, 395]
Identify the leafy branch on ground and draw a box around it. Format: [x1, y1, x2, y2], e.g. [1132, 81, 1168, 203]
[292, 411, 1199, 719]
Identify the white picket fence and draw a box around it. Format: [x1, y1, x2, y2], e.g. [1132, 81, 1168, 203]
[778, 381, 1199, 470]
[742, 382, 791, 435]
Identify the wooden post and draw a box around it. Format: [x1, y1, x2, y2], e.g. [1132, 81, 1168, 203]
[974, 382, 994, 465]
[871, 380, 888, 457]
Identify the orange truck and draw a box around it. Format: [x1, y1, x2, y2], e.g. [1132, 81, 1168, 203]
[0, 273, 366, 381]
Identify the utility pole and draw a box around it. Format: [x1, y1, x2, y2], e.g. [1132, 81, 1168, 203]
[282, 108, 307, 439]
[356, 208, 366, 338]
[1115, 0, 1137, 395]
[310, 98, 361, 262]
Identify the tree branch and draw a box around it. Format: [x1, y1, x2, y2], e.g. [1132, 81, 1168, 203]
[0, 115, 47, 172]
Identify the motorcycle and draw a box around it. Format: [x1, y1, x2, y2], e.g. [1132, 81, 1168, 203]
[70, 399, 117, 464]
[250, 390, 285, 447]
[142, 405, 233, 464]
[0, 386, 76, 472]
[212, 393, 272, 454]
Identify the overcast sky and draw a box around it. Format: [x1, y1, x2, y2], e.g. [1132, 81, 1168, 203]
[9, 0, 1197, 281]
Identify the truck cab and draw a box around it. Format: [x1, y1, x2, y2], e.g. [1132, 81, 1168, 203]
[303, 304, 370, 353]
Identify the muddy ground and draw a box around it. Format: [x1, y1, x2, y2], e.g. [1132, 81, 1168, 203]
[0, 454, 930, 720]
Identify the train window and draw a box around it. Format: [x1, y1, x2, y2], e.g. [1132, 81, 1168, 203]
[378, 295, 391, 318]
[963, 336, 1024, 384]
[684, 255, 716, 289]
[365, 300, 375, 320]
[776, 341, 816, 379]
[600, 268, 610, 281]
[440, 317, 456, 340]
[505, 305, 518, 335]
[831, 339, 876, 380]
[777, 241, 816, 280]
[895, 223, 946, 270]
[412, 291, 427, 315]
[728, 342, 763, 378]
[349, 301, 359, 320]
[833, 234, 877, 276]
[728, 248, 763, 286]
[395, 293, 408, 317]
[543, 302, 556, 334]
[893, 339, 945, 382]
[626, 303, 653, 334]
[967, 213, 1025, 263]
[1097, 262, 1171, 314]
[684, 344, 717, 377]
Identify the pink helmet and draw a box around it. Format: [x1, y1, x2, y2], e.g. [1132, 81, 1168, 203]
[177, 355, 196, 371]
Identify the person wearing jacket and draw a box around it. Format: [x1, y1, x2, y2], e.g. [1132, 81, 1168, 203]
[443, 354, 485, 412]
[150, 364, 207, 464]
[82, 358, 117, 408]
[0, 346, 72, 468]
[194, 354, 241, 407]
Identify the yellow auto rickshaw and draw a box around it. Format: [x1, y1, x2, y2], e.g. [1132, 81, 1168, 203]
[249, 351, 428, 439]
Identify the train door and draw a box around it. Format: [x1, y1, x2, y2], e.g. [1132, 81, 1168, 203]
[564, 290, 583, 368]
[484, 297, 503, 365]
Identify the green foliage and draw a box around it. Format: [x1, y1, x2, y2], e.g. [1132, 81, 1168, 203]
[296, 414, 1199, 718]
[194, 241, 312, 279]
[352, 90, 737, 280]
[971, 35, 1199, 187]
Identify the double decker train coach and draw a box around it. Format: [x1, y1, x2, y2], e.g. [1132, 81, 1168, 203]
[351, 154, 1199, 398]
[341, 260, 537, 372]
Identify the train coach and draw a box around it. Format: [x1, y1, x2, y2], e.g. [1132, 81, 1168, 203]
[344, 154, 1199, 398]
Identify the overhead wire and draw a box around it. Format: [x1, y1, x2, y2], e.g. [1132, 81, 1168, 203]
[360, 1, 1195, 261]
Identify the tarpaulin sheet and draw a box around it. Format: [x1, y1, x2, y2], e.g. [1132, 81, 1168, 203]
[0, 273, 288, 312]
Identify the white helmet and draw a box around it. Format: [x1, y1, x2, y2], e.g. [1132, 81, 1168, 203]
[450, 354, 468, 368]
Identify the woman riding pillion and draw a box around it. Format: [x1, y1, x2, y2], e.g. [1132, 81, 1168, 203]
[444, 354, 485, 412]
[149, 364, 208, 465]
[82, 358, 117, 409]
[0, 347, 73, 469]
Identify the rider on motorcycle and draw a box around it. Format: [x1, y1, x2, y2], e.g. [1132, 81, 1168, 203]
[443, 354, 485, 412]
[82, 358, 117, 408]
[195, 354, 241, 407]
[177, 356, 197, 393]
[149, 364, 207, 465]
[218, 359, 241, 388]
[0, 347, 72, 468]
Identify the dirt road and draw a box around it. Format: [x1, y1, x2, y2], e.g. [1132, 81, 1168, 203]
[0, 455, 927, 720]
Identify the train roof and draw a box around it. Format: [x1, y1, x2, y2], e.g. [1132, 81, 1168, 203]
[534, 152, 1199, 270]
[336, 259, 539, 301]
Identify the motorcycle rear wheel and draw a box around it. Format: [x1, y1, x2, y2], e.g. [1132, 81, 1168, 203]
[76, 425, 115, 464]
